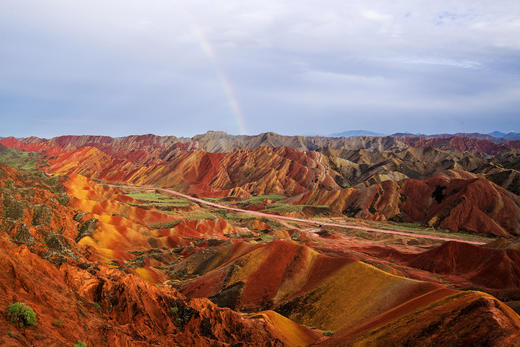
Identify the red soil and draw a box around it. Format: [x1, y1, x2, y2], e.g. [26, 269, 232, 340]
[401, 170, 520, 237]
[408, 241, 520, 289]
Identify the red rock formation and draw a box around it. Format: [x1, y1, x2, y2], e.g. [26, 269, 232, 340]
[0, 164, 318, 346]
[297, 170, 520, 237]
[407, 241, 520, 289]
[400, 170, 520, 237]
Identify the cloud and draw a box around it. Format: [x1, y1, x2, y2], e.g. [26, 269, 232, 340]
[0, 0, 519, 137]
[396, 57, 482, 69]
[361, 10, 393, 22]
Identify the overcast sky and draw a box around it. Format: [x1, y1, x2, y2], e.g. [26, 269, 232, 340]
[1, 0, 519, 137]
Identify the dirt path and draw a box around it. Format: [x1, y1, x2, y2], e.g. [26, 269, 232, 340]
[116, 184, 486, 246]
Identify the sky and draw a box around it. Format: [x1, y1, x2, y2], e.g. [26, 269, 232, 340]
[1, 0, 520, 138]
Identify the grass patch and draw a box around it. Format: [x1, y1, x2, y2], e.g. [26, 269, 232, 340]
[260, 234, 274, 242]
[126, 191, 191, 208]
[223, 212, 256, 220]
[265, 203, 304, 213]
[149, 220, 182, 229]
[185, 211, 215, 220]
[0, 147, 40, 171]
[369, 220, 495, 243]
[238, 194, 286, 205]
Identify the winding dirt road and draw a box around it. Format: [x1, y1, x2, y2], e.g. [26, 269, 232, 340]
[116, 184, 486, 246]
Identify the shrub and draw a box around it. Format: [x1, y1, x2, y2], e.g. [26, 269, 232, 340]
[92, 302, 103, 312]
[56, 193, 70, 206]
[32, 204, 52, 226]
[76, 218, 98, 242]
[323, 330, 334, 336]
[2, 195, 25, 221]
[74, 340, 87, 347]
[6, 302, 36, 327]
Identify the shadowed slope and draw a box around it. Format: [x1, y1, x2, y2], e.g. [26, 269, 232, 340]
[407, 241, 520, 290]
[318, 290, 520, 346]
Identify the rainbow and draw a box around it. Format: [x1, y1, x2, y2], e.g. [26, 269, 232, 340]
[192, 25, 248, 135]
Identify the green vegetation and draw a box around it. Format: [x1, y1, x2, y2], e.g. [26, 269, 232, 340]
[7, 331, 17, 338]
[265, 203, 304, 213]
[261, 234, 274, 242]
[238, 194, 286, 205]
[6, 302, 36, 327]
[369, 220, 495, 243]
[52, 319, 63, 327]
[73, 211, 87, 222]
[222, 212, 256, 220]
[202, 196, 228, 202]
[0, 147, 40, 171]
[2, 195, 25, 220]
[56, 193, 70, 206]
[264, 202, 329, 213]
[260, 218, 283, 230]
[76, 218, 98, 242]
[32, 204, 52, 226]
[185, 211, 215, 220]
[74, 340, 87, 347]
[323, 330, 334, 336]
[92, 302, 103, 312]
[149, 220, 182, 229]
[126, 191, 191, 208]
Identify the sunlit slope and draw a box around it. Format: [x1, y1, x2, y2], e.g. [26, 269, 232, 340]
[176, 239, 461, 333]
[63, 173, 243, 282]
[50, 145, 339, 196]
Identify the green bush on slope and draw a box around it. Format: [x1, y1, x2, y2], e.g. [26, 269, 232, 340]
[6, 302, 36, 327]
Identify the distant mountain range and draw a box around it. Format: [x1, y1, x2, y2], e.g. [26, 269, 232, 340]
[391, 132, 520, 143]
[488, 131, 520, 141]
[330, 130, 386, 137]
[329, 130, 520, 141]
